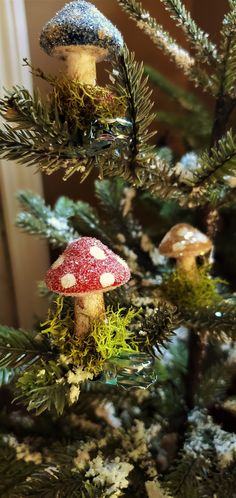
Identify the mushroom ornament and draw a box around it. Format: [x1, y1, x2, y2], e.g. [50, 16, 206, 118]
[40, 0, 124, 84]
[159, 223, 213, 279]
[46, 237, 130, 338]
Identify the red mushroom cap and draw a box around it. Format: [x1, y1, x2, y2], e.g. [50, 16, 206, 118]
[46, 237, 130, 295]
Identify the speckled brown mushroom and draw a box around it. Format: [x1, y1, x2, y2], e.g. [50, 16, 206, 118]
[159, 223, 212, 278]
[40, 0, 123, 84]
[46, 237, 130, 338]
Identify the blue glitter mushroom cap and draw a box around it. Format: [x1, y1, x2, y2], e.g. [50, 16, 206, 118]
[40, 0, 124, 59]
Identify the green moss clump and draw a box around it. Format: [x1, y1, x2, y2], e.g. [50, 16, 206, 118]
[50, 78, 127, 131]
[41, 297, 140, 376]
[160, 266, 225, 311]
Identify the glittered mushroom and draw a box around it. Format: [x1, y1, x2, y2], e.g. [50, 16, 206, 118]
[46, 237, 130, 338]
[40, 0, 124, 84]
[159, 223, 212, 278]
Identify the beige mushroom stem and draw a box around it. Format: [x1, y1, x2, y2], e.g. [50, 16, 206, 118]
[176, 254, 198, 278]
[65, 51, 97, 84]
[59, 46, 108, 85]
[74, 292, 105, 338]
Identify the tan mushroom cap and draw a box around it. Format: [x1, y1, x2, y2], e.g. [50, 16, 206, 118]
[159, 223, 212, 258]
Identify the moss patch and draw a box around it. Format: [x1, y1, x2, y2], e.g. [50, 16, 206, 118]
[50, 78, 127, 131]
[41, 297, 140, 376]
[160, 266, 225, 311]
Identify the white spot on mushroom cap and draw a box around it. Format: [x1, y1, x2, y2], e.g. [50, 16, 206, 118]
[172, 241, 187, 251]
[61, 273, 76, 289]
[177, 227, 193, 239]
[194, 232, 208, 242]
[116, 256, 128, 268]
[177, 226, 208, 243]
[51, 255, 65, 269]
[100, 272, 115, 288]
[90, 246, 106, 260]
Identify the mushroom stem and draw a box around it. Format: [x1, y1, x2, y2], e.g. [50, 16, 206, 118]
[74, 292, 105, 338]
[65, 51, 97, 85]
[176, 255, 197, 278]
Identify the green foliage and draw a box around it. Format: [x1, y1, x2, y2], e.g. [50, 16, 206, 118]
[117, 0, 213, 91]
[0, 325, 51, 369]
[0, 48, 157, 185]
[0, 367, 17, 386]
[41, 297, 140, 376]
[215, 7, 236, 97]
[161, 267, 223, 311]
[160, 0, 218, 64]
[164, 452, 213, 498]
[18, 468, 101, 498]
[91, 307, 140, 362]
[194, 130, 236, 187]
[164, 409, 236, 497]
[12, 295, 181, 416]
[0, 85, 93, 178]
[195, 360, 232, 408]
[16, 190, 78, 247]
[0, 442, 36, 498]
[154, 338, 188, 418]
[17, 360, 68, 415]
[137, 303, 178, 357]
[16, 179, 156, 274]
[2, 4, 236, 496]
[0, 119, 91, 179]
[0, 82, 124, 181]
[50, 76, 126, 131]
[0, 85, 63, 134]
[183, 302, 236, 341]
[112, 48, 156, 183]
[95, 177, 126, 216]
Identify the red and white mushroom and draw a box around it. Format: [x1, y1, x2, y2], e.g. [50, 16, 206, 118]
[46, 237, 131, 338]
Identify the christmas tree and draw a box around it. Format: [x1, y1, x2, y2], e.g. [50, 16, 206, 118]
[0, 0, 236, 496]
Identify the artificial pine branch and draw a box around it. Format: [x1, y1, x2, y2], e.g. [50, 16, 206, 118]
[0, 86, 66, 134]
[184, 0, 236, 419]
[160, 0, 218, 65]
[0, 368, 17, 387]
[183, 303, 236, 342]
[117, 0, 214, 92]
[16, 191, 78, 247]
[0, 444, 36, 498]
[164, 453, 211, 498]
[195, 361, 232, 408]
[208, 9, 236, 148]
[17, 360, 68, 415]
[137, 303, 178, 357]
[216, 8, 236, 98]
[0, 121, 91, 178]
[110, 48, 156, 183]
[194, 130, 236, 186]
[0, 326, 51, 369]
[15, 468, 100, 498]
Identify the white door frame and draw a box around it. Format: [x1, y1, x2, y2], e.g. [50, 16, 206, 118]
[0, 0, 50, 329]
